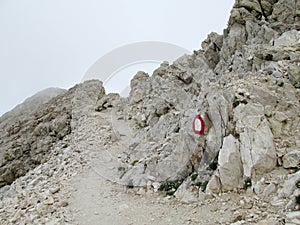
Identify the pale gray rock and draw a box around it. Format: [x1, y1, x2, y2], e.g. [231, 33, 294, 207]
[174, 179, 198, 204]
[235, 103, 277, 177]
[296, 140, 300, 148]
[278, 170, 300, 198]
[253, 178, 266, 195]
[0, 80, 104, 187]
[0, 87, 66, 125]
[274, 30, 300, 47]
[288, 63, 300, 88]
[203, 91, 234, 169]
[257, 218, 281, 225]
[286, 211, 300, 220]
[218, 135, 243, 191]
[249, 85, 278, 106]
[282, 149, 300, 168]
[261, 183, 277, 199]
[206, 173, 221, 195]
[121, 55, 219, 187]
[202, 32, 223, 69]
[95, 93, 120, 111]
[243, 119, 276, 175]
[270, 0, 300, 33]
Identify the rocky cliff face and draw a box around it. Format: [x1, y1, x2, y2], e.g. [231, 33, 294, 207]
[0, 82, 104, 187]
[120, 0, 299, 178]
[115, 0, 300, 212]
[0, 0, 300, 224]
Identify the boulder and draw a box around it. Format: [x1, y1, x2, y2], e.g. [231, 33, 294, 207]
[95, 93, 120, 111]
[174, 179, 198, 204]
[218, 135, 243, 191]
[206, 174, 221, 195]
[287, 63, 300, 88]
[282, 149, 300, 169]
[278, 170, 300, 198]
[201, 90, 234, 169]
[274, 30, 300, 47]
[234, 103, 277, 177]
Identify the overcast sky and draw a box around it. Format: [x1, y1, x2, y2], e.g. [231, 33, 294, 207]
[0, 0, 234, 116]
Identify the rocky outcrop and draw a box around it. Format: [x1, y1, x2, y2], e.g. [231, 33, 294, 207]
[236, 103, 277, 176]
[0, 80, 105, 187]
[202, 0, 300, 77]
[0, 88, 70, 188]
[113, 1, 300, 214]
[0, 88, 66, 125]
[217, 135, 243, 191]
[120, 44, 299, 194]
[278, 170, 300, 212]
[0, 80, 106, 224]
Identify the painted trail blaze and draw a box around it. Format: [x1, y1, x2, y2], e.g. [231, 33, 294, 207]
[192, 114, 205, 135]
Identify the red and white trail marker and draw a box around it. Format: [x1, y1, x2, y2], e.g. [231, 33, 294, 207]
[192, 114, 205, 135]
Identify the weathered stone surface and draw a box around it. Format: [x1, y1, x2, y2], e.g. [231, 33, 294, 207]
[269, 0, 300, 33]
[257, 218, 281, 225]
[278, 170, 300, 198]
[120, 55, 219, 187]
[274, 30, 300, 47]
[95, 93, 120, 112]
[282, 149, 300, 168]
[242, 119, 276, 175]
[286, 211, 300, 219]
[287, 63, 300, 88]
[204, 91, 234, 168]
[235, 103, 277, 177]
[202, 32, 223, 69]
[0, 80, 105, 187]
[218, 135, 243, 191]
[261, 183, 277, 199]
[118, 1, 299, 194]
[0, 88, 66, 126]
[206, 174, 221, 195]
[174, 179, 198, 204]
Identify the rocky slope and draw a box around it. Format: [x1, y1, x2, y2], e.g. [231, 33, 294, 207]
[120, 0, 300, 195]
[0, 0, 300, 224]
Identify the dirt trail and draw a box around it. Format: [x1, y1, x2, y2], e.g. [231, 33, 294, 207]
[67, 108, 234, 225]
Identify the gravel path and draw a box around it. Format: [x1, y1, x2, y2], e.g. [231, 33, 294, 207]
[67, 108, 234, 225]
[0, 105, 287, 225]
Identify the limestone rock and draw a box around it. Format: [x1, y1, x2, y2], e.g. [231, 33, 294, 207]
[286, 211, 300, 220]
[235, 103, 277, 177]
[202, 32, 223, 69]
[218, 135, 243, 191]
[174, 180, 198, 204]
[206, 174, 221, 195]
[204, 91, 234, 168]
[287, 63, 300, 88]
[257, 219, 281, 225]
[261, 183, 277, 199]
[270, 0, 300, 33]
[282, 149, 300, 168]
[0, 80, 104, 187]
[95, 93, 120, 111]
[274, 30, 300, 47]
[278, 170, 300, 198]
[0, 87, 66, 127]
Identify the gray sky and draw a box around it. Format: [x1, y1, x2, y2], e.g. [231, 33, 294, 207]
[0, 0, 234, 116]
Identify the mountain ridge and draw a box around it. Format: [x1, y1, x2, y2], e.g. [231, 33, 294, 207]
[0, 0, 300, 224]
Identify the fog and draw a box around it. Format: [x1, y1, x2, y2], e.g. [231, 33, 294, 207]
[0, 0, 234, 115]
